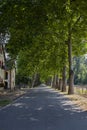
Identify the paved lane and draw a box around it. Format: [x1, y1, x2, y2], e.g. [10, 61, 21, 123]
[0, 85, 87, 130]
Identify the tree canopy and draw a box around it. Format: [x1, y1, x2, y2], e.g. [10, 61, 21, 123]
[0, 0, 87, 94]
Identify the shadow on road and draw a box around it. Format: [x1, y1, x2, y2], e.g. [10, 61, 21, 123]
[0, 86, 87, 130]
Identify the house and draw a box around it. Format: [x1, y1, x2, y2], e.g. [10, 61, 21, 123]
[0, 44, 15, 90]
[4, 59, 16, 90]
[0, 44, 5, 87]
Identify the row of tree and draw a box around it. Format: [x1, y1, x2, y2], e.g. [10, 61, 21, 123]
[0, 0, 87, 94]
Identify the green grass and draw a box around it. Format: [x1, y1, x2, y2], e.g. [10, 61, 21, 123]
[0, 100, 11, 107]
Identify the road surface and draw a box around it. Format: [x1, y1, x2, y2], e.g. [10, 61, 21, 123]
[0, 84, 87, 130]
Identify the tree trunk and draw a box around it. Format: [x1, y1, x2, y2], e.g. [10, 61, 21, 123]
[68, 70, 74, 94]
[51, 75, 55, 88]
[51, 76, 53, 87]
[68, 31, 74, 94]
[62, 66, 66, 92]
[32, 73, 40, 87]
[58, 79, 62, 90]
[55, 75, 59, 89]
[51, 74, 57, 88]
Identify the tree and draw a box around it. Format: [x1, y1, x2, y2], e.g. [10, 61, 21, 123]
[0, 0, 87, 94]
[73, 56, 87, 85]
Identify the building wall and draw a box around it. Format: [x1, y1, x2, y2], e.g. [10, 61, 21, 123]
[0, 45, 5, 83]
[0, 68, 4, 81]
[4, 68, 15, 90]
[0, 45, 15, 89]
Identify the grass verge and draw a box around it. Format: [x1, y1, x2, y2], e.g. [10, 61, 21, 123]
[0, 100, 11, 107]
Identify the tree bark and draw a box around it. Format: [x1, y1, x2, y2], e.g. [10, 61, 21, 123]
[68, 70, 74, 94]
[54, 75, 56, 88]
[68, 30, 74, 94]
[32, 73, 40, 87]
[58, 78, 62, 90]
[51, 74, 57, 88]
[55, 75, 59, 89]
[51, 76, 54, 88]
[62, 66, 67, 92]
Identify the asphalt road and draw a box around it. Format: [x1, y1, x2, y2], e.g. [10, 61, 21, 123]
[0, 84, 87, 130]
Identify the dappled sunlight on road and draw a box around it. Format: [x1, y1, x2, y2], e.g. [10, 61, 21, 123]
[10, 86, 86, 117]
[12, 102, 29, 109]
[0, 86, 87, 130]
[11, 86, 86, 114]
[12, 103, 26, 107]
[35, 107, 43, 111]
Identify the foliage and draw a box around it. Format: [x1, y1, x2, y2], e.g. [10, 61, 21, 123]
[0, 0, 87, 92]
[15, 73, 31, 86]
[74, 56, 87, 85]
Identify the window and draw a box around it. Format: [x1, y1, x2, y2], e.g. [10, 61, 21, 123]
[5, 72, 8, 79]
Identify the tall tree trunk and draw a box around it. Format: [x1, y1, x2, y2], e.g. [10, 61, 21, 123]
[51, 76, 53, 87]
[68, 31, 74, 94]
[32, 73, 40, 87]
[55, 75, 59, 89]
[51, 74, 57, 88]
[51, 75, 55, 88]
[62, 66, 67, 92]
[58, 78, 62, 90]
[32, 74, 36, 88]
[50, 77, 53, 86]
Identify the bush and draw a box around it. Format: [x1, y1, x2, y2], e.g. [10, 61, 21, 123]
[15, 74, 32, 87]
